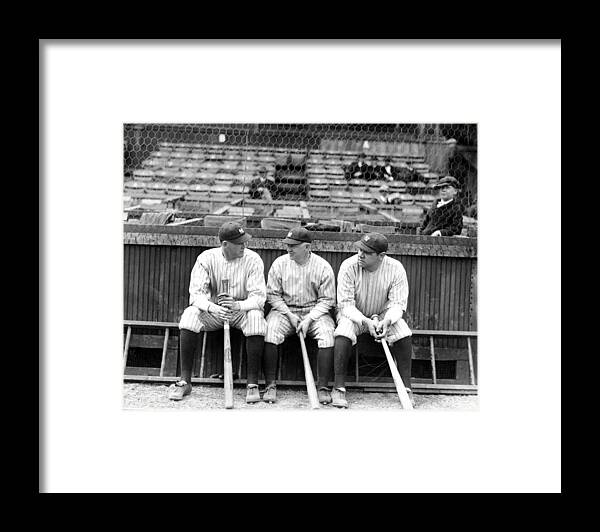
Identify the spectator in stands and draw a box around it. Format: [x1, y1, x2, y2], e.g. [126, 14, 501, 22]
[346, 153, 376, 181]
[377, 157, 401, 182]
[372, 184, 401, 205]
[248, 166, 276, 201]
[418, 176, 464, 237]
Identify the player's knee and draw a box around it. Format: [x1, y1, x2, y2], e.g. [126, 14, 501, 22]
[317, 337, 335, 349]
[264, 330, 284, 345]
[245, 310, 266, 336]
[179, 306, 202, 333]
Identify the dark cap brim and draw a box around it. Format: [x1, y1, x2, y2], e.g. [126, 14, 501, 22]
[225, 232, 252, 244]
[355, 240, 379, 253]
[282, 237, 308, 245]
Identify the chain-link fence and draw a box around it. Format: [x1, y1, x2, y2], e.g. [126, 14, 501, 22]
[123, 124, 477, 236]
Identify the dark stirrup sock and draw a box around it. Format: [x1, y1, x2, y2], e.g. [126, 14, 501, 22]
[245, 335, 264, 386]
[389, 336, 414, 390]
[179, 329, 200, 383]
[263, 342, 279, 386]
[317, 347, 334, 388]
[333, 336, 352, 389]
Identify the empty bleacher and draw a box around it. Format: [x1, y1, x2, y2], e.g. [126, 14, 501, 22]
[123, 141, 449, 233]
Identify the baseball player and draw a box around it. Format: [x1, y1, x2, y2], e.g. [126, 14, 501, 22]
[167, 221, 267, 404]
[331, 232, 414, 408]
[263, 227, 336, 404]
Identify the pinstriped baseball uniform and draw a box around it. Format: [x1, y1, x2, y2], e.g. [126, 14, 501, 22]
[334, 254, 412, 345]
[266, 252, 336, 348]
[179, 247, 266, 336]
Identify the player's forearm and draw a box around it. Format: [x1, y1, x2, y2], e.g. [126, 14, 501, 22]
[190, 293, 211, 312]
[341, 304, 368, 325]
[267, 294, 293, 316]
[383, 304, 404, 324]
[238, 294, 265, 312]
[308, 297, 334, 321]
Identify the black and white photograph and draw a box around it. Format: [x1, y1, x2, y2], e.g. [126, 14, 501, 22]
[122, 123, 479, 411]
[41, 40, 561, 493]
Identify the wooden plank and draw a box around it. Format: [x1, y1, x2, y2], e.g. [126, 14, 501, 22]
[168, 217, 204, 226]
[127, 333, 179, 349]
[199, 332, 207, 378]
[412, 330, 477, 337]
[159, 328, 169, 377]
[124, 320, 180, 327]
[163, 347, 178, 377]
[467, 336, 476, 385]
[123, 326, 132, 373]
[412, 347, 470, 361]
[430, 336, 437, 384]
[357, 202, 401, 223]
[212, 198, 243, 215]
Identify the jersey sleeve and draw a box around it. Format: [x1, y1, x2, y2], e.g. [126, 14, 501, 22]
[307, 261, 336, 321]
[383, 263, 409, 324]
[238, 254, 267, 312]
[188, 253, 213, 311]
[337, 261, 367, 324]
[266, 258, 291, 315]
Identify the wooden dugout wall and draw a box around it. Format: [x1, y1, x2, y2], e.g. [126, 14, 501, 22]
[123, 225, 477, 393]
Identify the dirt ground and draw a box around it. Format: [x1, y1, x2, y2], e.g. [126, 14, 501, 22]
[122, 382, 479, 410]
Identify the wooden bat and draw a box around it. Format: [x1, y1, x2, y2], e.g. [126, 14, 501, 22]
[373, 317, 413, 410]
[221, 279, 234, 409]
[297, 331, 320, 409]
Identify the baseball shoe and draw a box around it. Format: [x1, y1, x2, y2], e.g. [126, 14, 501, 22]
[167, 380, 192, 401]
[318, 387, 332, 404]
[331, 387, 348, 408]
[263, 384, 277, 403]
[246, 384, 261, 404]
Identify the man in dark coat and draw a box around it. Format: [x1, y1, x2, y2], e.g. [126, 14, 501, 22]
[377, 157, 401, 181]
[419, 176, 464, 237]
[345, 153, 376, 181]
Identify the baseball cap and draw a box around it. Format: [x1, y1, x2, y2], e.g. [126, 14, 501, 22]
[282, 227, 313, 245]
[355, 232, 388, 254]
[218, 221, 252, 244]
[433, 175, 460, 189]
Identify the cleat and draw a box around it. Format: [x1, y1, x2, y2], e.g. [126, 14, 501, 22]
[263, 384, 277, 403]
[318, 387, 332, 404]
[167, 380, 192, 401]
[246, 384, 260, 404]
[331, 387, 348, 408]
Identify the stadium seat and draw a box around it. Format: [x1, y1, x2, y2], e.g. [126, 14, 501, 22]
[139, 211, 176, 225]
[203, 215, 247, 227]
[309, 190, 330, 201]
[228, 206, 255, 216]
[357, 223, 396, 234]
[260, 217, 301, 230]
[133, 169, 155, 179]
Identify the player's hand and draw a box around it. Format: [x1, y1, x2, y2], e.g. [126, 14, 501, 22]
[296, 317, 312, 337]
[209, 304, 233, 321]
[366, 318, 379, 340]
[287, 313, 301, 329]
[431, 230, 442, 237]
[375, 318, 391, 341]
[218, 295, 240, 311]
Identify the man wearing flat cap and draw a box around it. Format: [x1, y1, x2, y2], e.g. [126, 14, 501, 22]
[419, 175, 464, 237]
[331, 232, 414, 408]
[263, 227, 336, 404]
[168, 221, 267, 404]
